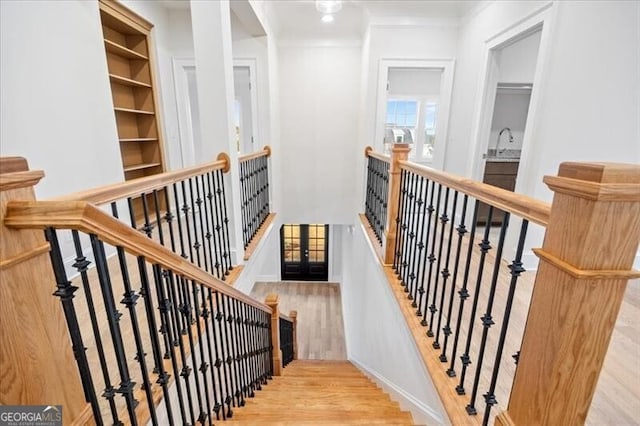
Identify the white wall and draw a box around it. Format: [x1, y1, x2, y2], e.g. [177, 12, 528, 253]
[497, 30, 541, 84]
[340, 223, 448, 425]
[278, 45, 362, 224]
[361, 25, 459, 155]
[0, 0, 123, 199]
[488, 91, 531, 150]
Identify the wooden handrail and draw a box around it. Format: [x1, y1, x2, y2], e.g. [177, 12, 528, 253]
[53, 154, 230, 205]
[399, 160, 551, 227]
[238, 145, 271, 163]
[364, 145, 391, 163]
[4, 200, 271, 313]
[278, 312, 292, 322]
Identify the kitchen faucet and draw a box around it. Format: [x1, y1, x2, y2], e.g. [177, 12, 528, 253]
[497, 127, 514, 155]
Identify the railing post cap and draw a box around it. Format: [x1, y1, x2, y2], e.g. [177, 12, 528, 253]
[216, 152, 231, 173]
[265, 293, 279, 306]
[263, 145, 272, 157]
[364, 146, 373, 157]
[555, 162, 640, 184]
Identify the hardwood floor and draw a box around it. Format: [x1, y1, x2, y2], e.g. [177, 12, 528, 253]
[250, 282, 347, 360]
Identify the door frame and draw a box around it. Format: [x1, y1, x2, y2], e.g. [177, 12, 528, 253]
[468, 2, 555, 196]
[374, 58, 455, 169]
[280, 224, 329, 281]
[233, 58, 260, 154]
[172, 57, 197, 168]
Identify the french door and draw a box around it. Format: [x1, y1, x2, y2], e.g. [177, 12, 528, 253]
[280, 224, 329, 281]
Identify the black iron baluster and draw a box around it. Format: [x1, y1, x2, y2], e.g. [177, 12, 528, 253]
[422, 182, 439, 330]
[205, 172, 223, 279]
[250, 159, 259, 241]
[215, 292, 234, 418]
[111, 203, 159, 425]
[263, 156, 271, 222]
[434, 188, 456, 350]
[416, 179, 434, 321]
[229, 297, 246, 407]
[405, 172, 421, 297]
[365, 157, 375, 237]
[153, 190, 165, 246]
[409, 175, 426, 305]
[426, 184, 445, 337]
[448, 199, 478, 378]
[216, 170, 234, 277]
[239, 302, 254, 398]
[380, 160, 390, 242]
[46, 229, 104, 425]
[198, 281, 221, 424]
[179, 277, 206, 423]
[399, 172, 416, 289]
[180, 181, 196, 265]
[249, 306, 262, 392]
[222, 295, 241, 408]
[195, 176, 213, 275]
[239, 160, 249, 248]
[89, 236, 138, 423]
[467, 211, 510, 416]
[171, 184, 190, 337]
[441, 193, 469, 365]
[205, 289, 224, 420]
[482, 220, 529, 425]
[412, 177, 429, 311]
[170, 275, 197, 426]
[457, 205, 494, 397]
[189, 279, 214, 425]
[233, 299, 250, 403]
[393, 169, 408, 271]
[188, 178, 204, 272]
[140, 193, 155, 239]
[157, 268, 189, 425]
[164, 186, 178, 253]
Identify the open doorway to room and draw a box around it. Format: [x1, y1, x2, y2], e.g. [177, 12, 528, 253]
[173, 59, 259, 168]
[375, 59, 455, 169]
[280, 224, 329, 281]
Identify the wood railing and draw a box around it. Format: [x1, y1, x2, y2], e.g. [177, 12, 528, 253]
[0, 157, 289, 425]
[362, 145, 640, 425]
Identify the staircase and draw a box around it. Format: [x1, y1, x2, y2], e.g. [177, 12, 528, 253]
[226, 360, 415, 425]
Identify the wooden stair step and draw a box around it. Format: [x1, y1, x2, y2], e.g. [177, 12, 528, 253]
[227, 360, 414, 425]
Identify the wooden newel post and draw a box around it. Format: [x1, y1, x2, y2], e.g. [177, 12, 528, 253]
[497, 162, 640, 426]
[265, 293, 282, 376]
[383, 143, 411, 264]
[289, 310, 298, 360]
[0, 158, 92, 424]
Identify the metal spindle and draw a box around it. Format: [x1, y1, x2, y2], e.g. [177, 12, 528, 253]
[448, 200, 479, 378]
[111, 203, 159, 425]
[467, 211, 510, 415]
[409, 175, 426, 305]
[46, 229, 104, 424]
[425, 184, 442, 334]
[393, 169, 408, 271]
[417, 180, 435, 323]
[216, 170, 233, 277]
[433, 188, 454, 349]
[215, 291, 234, 417]
[90, 236, 138, 423]
[404, 172, 420, 296]
[457, 205, 494, 396]
[441, 194, 469, 365]
[399, 173, 416, 288]
[482, 220, 529, 425]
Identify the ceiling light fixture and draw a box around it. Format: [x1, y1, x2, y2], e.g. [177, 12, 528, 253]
[315, 0, 342, 14]
[321, 14, 334, 23]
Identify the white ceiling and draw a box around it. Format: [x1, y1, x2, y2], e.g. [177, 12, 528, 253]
[160, 0, 481, 42]
[266, 0, 481, 41]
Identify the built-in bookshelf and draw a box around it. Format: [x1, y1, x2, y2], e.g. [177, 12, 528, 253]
[99, 0, 166, 219]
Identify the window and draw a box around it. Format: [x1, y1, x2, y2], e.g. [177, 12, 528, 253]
[384, 98, 439, 161]
[423, 102, 438, 159]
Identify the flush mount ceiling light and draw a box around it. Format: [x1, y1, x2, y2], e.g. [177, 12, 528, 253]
[315, 0, 343, 14]
[321, 14, 335, 23]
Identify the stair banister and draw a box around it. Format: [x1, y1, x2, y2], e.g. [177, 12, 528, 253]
[497, 162, 640, 425]
[0, 158, 92, 425]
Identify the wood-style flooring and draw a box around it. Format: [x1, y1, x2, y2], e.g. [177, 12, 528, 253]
[250, 282, 347, 360]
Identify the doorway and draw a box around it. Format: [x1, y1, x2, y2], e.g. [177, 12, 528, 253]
[280, 224, 329, 281]
[375, 59, 455, 169]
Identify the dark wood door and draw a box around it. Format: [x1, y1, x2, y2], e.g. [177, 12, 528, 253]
[281, 224, 329, 281]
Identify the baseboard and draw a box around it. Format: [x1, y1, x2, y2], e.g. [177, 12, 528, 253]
[349, 358, 447, 426]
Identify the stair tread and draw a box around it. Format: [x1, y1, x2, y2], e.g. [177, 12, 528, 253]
[226, 360, 413, 424]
